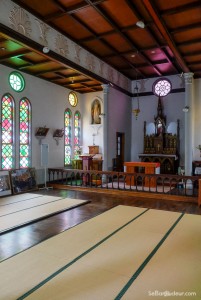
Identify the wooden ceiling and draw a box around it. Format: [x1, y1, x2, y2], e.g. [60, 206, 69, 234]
[1, 0, 201, 93]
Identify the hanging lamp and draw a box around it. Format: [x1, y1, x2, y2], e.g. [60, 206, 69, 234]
[133, 80, 140, 120]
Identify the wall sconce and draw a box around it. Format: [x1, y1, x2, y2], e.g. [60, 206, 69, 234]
[35, 126, 49, 144]
[183, 106, 189, 112]
[53, 129, 64, 146]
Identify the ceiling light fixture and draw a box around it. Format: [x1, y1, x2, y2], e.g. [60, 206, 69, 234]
[42, 46, 50, 54]
[136, 20, 145, 29]
[183, 105, 189, 112]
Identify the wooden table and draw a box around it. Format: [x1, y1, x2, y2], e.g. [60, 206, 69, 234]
[124, 162, 160, 187]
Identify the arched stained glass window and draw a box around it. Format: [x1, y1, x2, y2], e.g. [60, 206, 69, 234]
[1, 94, 15, 169]
[19, 98, 31, 168]
[64, 108, 72, 165]
[74, 111, 81, 159]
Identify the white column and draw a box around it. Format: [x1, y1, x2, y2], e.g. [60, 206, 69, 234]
[184, 72, 194, 176]
[101, 84, 109, 171]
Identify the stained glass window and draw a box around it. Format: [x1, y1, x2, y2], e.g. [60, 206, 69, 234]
[153, 78, 172, 97]
[1, 94, 15, 169]
[74, 111, 81, 159]
[19, 98, 31, 168]
[68, 92, 78, 107]
[64, 108, 72, 165]
[9, 72, 25, 92]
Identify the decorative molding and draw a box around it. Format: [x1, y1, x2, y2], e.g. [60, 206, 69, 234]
[184, 72, 194, 85]
[55, 34, 69, 57]
[35, 19, 50, 46]
[85, 53, 95, 72]
[139, 79, 148, 92]
[74, 44, 82, 64]
[9, 6, 31, 37]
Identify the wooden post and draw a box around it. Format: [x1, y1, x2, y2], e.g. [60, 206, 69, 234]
[198, 179, 201, 206]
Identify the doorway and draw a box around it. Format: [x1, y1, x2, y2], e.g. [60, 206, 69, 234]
[113, 132, 125, 171]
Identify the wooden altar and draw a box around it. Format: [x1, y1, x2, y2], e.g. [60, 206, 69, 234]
[140, 96, 180, 174]
[124, 161, 160, 187]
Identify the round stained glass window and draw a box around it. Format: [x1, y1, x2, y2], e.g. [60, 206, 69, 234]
[9, 72, 25, 92]
[68, 92, 78, 107]
[153, 78, 172, 97]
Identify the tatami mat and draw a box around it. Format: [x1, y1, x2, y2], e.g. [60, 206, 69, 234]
[1, 206, 198, 300]
[120, 214, 201, 300]
[0, 197, 88, 233]
[0, 195, 67, 216]
[0, 193, 42, 206]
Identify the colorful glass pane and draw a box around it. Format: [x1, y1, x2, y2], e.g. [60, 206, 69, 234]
[20, 145, 29, 168]
[153, 78, 172, 97]
[68, 92, 78, 107]
[19, 98, 31, 168]
[64, 109, 72, 165]
[74, 111, 81, 159]
[1, 95, 14, 169]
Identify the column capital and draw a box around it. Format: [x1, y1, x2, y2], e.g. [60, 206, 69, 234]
[184, 72, 194, 85]
[101, 84, 109, 94]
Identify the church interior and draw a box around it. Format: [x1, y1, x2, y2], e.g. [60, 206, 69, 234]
[0, 1, 201, 299]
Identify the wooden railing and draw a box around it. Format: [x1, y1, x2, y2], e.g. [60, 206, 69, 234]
[48, 168, 200, 202]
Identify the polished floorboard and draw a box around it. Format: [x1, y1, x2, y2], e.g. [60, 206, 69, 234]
[0, 188, 201, 261]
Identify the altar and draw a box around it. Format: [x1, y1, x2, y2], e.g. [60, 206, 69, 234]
[139, 96, 180, 174]
[124, 161, 160, 187]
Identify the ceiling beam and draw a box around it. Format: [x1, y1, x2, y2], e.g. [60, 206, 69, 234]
[171, 22, 201, 35]
[44, 0, 105, 21]
[143, 0, 189, 73]
[161, 1, 201, 16]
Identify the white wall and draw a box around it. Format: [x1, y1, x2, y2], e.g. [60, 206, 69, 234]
[107, 87, 131, 169]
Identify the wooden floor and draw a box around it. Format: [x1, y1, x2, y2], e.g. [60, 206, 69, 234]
[0, 188, 201, 262]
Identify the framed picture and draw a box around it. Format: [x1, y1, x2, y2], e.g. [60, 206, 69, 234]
[0, 170, 12, 196]
[10, 168, 38, 194]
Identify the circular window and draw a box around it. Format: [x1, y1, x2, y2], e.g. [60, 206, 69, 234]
[68, 92, 78, 107]
[9, 72, 25, 92]
[153, 78, 171, 97]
